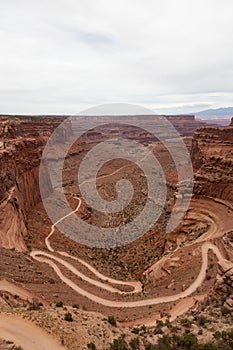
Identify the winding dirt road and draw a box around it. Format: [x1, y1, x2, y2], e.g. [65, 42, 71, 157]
[1, 173, 232, 349]
[31, 241, 227, 308]
[30, 190, 233, 308]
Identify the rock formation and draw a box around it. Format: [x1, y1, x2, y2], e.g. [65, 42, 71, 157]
[73, 114, 210, 138]
[215, 259, 233, 310]
[0, 116, 72, 251]
[191, 122, 233, 202]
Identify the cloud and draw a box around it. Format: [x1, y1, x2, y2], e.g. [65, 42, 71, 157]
[0, 0, 233, 113]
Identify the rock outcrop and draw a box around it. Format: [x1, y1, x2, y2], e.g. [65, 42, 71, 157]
[0, 116, 72, 251]
[191, 123, 233, 202]
[215, 259, 233, 310]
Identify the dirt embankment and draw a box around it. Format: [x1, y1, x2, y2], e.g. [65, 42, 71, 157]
[0, 315, 64, 350]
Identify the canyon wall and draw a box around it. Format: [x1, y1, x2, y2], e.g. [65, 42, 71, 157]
[0, 117, 64, 251]
[191, 121, 233, 203]
[0, 113, 227, 251]
[74, 114, 209, 138]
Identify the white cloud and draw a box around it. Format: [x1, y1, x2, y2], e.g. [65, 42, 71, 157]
[0, 0, 233, 114]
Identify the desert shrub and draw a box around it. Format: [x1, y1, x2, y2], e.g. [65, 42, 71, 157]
[181, 318, 192, 328]
[131, 327, 140, 335]
[56, 301, 63, 307]
[64, 312, 73, 322]
[108, 316, 117, 327]
[156, 320, 164, 328]
[196, 315, 208, 326]
[129, 337, 140, 350]
[109, 334, 129, 350]
[28, 298, 41, 311]
[87, 342, 97, 350]
[221, 306, 231, 315]
[140, 328, 233, 350]
[154, 327, 163, 335]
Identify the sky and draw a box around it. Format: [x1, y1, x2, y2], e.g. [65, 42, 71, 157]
[0, 0, 233, 115]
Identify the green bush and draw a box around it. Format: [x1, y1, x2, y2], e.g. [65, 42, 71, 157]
[221, 306, 231, 315]
[131, 327, 140, 335]
[64, 312, 73, 322]
[196, 315, 207, 326]
[56, 301, 63, 307]
[129, 337, 140, 350]
[140, 328, 233, 350]
[110, 334, 129, 350]
[108, 316, 117, 327]
[87, 342, 97, 350]
[181, 318, 192, 328]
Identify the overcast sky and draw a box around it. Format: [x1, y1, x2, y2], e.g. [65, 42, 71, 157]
[0, 0, 233, 114]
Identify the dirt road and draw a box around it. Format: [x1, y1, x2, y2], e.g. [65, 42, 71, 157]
[33, 193, 232, 309]
[31, 240, 227, 307]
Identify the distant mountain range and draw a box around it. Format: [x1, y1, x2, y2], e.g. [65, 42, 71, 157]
[195, 107, 233, 117]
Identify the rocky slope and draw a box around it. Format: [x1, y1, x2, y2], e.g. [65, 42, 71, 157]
[191, 120, 233, 203]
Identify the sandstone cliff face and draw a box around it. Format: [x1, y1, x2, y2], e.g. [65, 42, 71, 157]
[0, 140, 46, 251]
[0, 118, 56, 251]
[191, 124, 233, 203]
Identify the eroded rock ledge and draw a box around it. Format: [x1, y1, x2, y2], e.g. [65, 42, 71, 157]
[191, 120, 233, 202]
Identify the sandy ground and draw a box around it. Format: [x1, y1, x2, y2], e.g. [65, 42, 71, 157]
[0, 315, 64, 350]
[0, 280, 48, 305]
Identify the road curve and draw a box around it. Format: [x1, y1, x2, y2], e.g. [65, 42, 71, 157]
[58, 251, 142, 293]
[32, 170, 232, 310]
[45, 197, 82, 252]
[44, 194, 142, 294]
[31, 242, 227, 308]
[31, 250, 139, 294]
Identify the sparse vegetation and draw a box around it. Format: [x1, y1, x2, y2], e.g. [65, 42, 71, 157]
[129, 337, 140, 350]
[221, 306, 231, 315]
[109, 334, 129, 350]
[64, 312, 73, 322]
[108, 315, 117, 327]
[181, 318, 192, 328]
[56, 301, 64, 307]
[196, 315, 208, 327]
[87, 342, 97, 350]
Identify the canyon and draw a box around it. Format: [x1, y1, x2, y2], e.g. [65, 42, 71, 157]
[0, 114, 232, 350]
[192, 119, 233, 202]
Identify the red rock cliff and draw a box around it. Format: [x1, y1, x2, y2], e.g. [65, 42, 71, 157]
[0, 117, 69, 251]
[191, 124, 233, 203]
